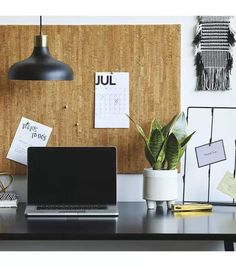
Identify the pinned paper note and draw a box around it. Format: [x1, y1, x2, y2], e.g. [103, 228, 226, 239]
[94, 72, 129, 128]
[7, 117, 52, 165]
[217, 171, 236, 199]
[195, 139, 226, 168]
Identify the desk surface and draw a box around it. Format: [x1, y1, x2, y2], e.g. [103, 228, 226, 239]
[1, 202, 236, 242]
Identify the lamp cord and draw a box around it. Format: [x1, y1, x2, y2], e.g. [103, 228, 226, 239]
[40, 15, 43, 35]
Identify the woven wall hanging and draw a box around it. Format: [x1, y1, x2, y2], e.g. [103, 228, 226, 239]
[193, 16, 235, 91]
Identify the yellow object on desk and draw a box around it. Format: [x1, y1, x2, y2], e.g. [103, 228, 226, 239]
[171, 203, 213, 212]
[174, 211, 212, 217]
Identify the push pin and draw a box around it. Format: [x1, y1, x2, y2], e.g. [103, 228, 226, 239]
[64, 105, 68, 109]
[75, 122, 79, 127]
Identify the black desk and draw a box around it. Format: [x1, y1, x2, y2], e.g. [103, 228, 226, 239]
[0, 202, 236, 251]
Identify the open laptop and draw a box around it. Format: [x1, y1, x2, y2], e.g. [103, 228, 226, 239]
[25, 147, 118, 217]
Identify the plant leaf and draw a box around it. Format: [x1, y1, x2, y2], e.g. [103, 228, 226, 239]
[145, 146, 155, 167]
[176, 132, 195, 164]
[171, 112, 189, 144]
[153, 160, 163, 170]
[148, 128, 164, 160]
[181, 131, 195, 148]
[165, 133, 181, 170]
[178, 146, 185, 163]
[126, 114, 148, 144]
[162, 113, 179, 137]
[154, 137, 168, 169]
[127, 114, 156, 168]
[156, 145, 166, 166]
[148, 118, 162, 138]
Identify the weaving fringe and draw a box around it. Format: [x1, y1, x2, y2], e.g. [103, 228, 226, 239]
[196, 68, 230, 91]
[193, 16, 235, 91]
[227, 52, 233, 71]
[195, 52, 204, 75]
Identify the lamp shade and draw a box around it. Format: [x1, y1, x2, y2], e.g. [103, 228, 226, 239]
[8, 34, 74, 81]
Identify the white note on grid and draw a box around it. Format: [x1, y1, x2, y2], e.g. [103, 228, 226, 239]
[95, 72, 129, 128]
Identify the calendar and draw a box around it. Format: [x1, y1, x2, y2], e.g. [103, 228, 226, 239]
[95, 72, 129, 128]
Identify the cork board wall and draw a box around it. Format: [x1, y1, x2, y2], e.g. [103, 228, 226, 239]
[0, 25, 180, 174]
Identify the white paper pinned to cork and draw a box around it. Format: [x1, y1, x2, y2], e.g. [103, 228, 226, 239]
[7, 117, 52, 165]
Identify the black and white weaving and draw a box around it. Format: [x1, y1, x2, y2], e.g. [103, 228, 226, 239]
[193, 16, 235, 91]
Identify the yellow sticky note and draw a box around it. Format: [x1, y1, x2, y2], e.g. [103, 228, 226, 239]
[217, 171, 236, 199]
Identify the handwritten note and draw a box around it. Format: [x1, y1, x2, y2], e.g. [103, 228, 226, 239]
[7, 117, 52, 165]
[195, 139, 226, 168]
[217, 171, 236, 199]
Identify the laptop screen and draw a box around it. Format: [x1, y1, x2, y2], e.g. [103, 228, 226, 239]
[27, 147, 116, 205]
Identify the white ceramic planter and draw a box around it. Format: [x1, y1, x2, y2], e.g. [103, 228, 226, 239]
[143, 168, 178, 210]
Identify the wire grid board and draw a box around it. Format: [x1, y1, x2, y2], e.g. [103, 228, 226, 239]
[0, 25, 180, 174]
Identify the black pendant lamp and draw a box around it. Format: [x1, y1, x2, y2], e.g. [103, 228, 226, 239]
[8, 16, 74, 81]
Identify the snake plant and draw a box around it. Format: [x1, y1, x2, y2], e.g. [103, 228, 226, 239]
[128, 112, 195, 170]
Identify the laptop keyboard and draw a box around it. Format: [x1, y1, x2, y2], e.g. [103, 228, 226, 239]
[37, 205, 107, 210]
